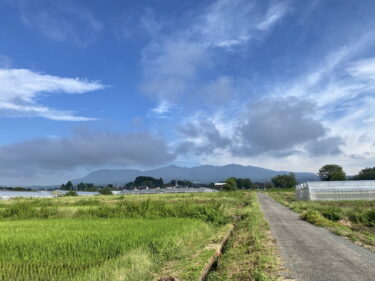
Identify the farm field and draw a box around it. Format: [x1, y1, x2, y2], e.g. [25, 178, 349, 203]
[267, 190, 375, 249]
[0, 191, 280, 281]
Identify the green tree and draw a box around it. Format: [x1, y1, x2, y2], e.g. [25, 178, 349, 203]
[64, 190, 78, 196]
[99, 187, 113, 195]
[235, 178, 254, 189]
[224, 177, 237, 191]
[61, 181, 74, 190]
[318, 164, 346, 181]
[271, 174, 296, 188]
[352, 167, 375, 180]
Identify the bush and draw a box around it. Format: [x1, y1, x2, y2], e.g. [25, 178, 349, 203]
[2, 203, 37, 219]
[64, 190, 78, 196]
[321, 208, 343, 221]
[98, 188, 113, 195]
[301, 210, 334, 227]
[350, 210, 375, 227]
[365, 210, 375, 226]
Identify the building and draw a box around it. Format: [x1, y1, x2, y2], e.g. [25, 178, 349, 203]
[296, 180, 375, 201]
[214, 182, 226, 189]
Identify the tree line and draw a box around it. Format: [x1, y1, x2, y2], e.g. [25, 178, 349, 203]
[223, 174, 297, 190]
[318, 165, 375, 181]
[59, 165, 375, 194]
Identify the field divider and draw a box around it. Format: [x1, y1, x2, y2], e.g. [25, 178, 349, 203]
[197, 224, 234, 281]
[157, 224, 234, 281]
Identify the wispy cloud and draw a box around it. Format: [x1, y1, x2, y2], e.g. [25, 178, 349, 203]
[139, 0, 291, 112]
[347, 57, 375, 83]
[150, 100, 172, 117]
[195, 0, 290, 48]
[256, 2, 290, 31]
[0, 68, 105, 121]
[10, 0, 102, 47]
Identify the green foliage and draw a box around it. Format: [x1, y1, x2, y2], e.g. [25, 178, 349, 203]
[224, 177, 237, 191]
[0, 191, 254, 281]
[321, 207, 343, 221]
[235, 178, 254, 189]
[64, 190, 78, 196]
[166, 179, 193, 187]
[271, 173, 296, 188]
[352, 167, 375, 180]
[125, 176, 164, 188]
[207, 193, 279, 281]
[301, 210, 335, 227]
[318, 164, 346, 181]
[98, 187, 113, 195]
[349, 210, 375, 227]
[76, 182, 98, 191]
[0, 218, 211, 281]
[2, 203, 37, 219]
[79, 200, 227, 225]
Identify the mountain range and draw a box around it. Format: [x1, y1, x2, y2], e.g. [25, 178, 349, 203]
[72, 164, 319, 185]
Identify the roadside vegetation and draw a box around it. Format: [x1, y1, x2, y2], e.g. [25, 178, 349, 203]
[267, 190, 375, 249]
[207, 192, 280, 281]
[0, 191, 281, 281]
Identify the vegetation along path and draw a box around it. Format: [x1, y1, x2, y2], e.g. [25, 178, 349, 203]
[257, 193, 375, 281]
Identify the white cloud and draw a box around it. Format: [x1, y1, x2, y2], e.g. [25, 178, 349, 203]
[0, 68, 105, 121]
[151, 100, 172, 116]
[139, 0, 291, 111]
[11, 0, 102, 47]
[347, 57, 375, 83]
[196, 0, 290, 48]
[260, 39, 375, 174]
[256, 2, 290, 31]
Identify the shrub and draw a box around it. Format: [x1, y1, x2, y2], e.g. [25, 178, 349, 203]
[99, 188, 113, 195]
[321, 208, 343, 221]
[365, 210, 375, 226]
[301, 210, 334, 227]
[65, 190, 78, 196]
[2, 203, 37, 219]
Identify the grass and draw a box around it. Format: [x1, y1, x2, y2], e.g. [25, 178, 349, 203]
[0, 218, 219, 281]
[207, 192, 280, 281]
[0, 191, 281, 280]
[268, 190, 375, 249]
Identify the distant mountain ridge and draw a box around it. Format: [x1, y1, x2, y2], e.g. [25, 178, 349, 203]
[72, 164, 318, 185]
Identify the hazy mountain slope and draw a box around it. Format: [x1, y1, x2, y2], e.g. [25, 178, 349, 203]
[73, 164, 318, 185]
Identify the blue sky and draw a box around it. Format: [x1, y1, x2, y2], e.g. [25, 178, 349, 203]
[0, 0, 375, 185]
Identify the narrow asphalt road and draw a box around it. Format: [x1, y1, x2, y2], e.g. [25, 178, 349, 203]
[258, 193, 375, 281]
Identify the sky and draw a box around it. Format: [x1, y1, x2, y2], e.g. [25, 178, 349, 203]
[0, 0, 374, 185]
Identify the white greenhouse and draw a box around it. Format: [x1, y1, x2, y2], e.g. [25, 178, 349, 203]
[295, 180, 375, 201]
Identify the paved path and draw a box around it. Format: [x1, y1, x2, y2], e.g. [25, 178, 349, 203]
[258, 193, 375, 281]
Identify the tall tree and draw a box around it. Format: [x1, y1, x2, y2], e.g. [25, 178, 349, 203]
[65, 181, 74, 190]
[224, 177, 237, 191]
[271, 174, 296, 188]
[236, 178, 254, 189]
[352, 167, 375, 180]
[318, 164, 346, 181]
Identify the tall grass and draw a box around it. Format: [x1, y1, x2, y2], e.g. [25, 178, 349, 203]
[207, 192, 280, 281]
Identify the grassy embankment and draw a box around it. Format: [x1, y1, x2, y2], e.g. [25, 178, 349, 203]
[0, 191, 281, 281]
[267, 190, 375, 249]
[207, 192, 280, 281]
